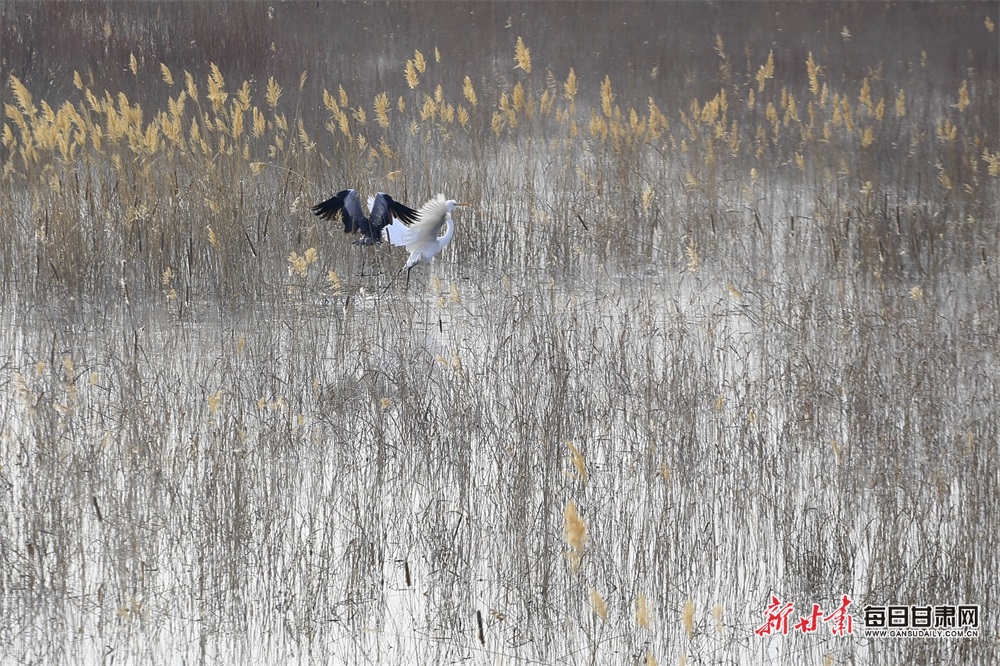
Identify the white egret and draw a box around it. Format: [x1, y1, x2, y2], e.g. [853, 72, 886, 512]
[384, 194, 470, 285]
[311, 189, 418, 245]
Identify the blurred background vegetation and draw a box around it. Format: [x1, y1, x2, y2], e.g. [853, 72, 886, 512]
[2, 1, 995, 306]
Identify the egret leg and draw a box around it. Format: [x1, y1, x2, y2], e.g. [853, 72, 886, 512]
[405, 266, 412, 289]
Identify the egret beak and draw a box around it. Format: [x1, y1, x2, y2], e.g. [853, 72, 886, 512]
[455, 202, 472, 207]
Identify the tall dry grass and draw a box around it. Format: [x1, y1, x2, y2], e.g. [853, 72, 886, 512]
[1, 3, 998, 664]
[1, 8, 995, 306]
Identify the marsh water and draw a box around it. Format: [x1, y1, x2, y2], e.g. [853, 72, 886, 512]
[2, 2, 998, 664]
[4, 258, 996, 663]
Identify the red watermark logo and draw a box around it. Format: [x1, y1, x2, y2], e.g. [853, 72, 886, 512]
[755, 595, 853, 637]
[755, 596, 980, 639]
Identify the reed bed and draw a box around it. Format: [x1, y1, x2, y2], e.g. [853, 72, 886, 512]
[1, 3, 998, 664]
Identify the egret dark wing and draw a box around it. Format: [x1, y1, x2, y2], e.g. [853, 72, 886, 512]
[366, 193, 393, 241]
[369, 193, 418, 231]
[311, 189, 349, 221]
[354, 193, 416, 246]
[384, 194, 419, 226]
[313, 188, 415, 246]
[312, 188, 366, 235]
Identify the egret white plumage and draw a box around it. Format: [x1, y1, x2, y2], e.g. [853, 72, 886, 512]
[311, 189, 418, 245]
[385, 194, 470, 285]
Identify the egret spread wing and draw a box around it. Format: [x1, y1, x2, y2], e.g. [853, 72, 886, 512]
[384, 194, 467, 283]
[384, 217, 412, 246]
[403, 194, 449, 252]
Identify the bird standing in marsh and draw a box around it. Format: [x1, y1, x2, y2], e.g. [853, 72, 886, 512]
[384, 194, 470, 286]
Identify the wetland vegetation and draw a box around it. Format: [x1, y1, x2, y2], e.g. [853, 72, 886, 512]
[1, 2, 997, 663]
